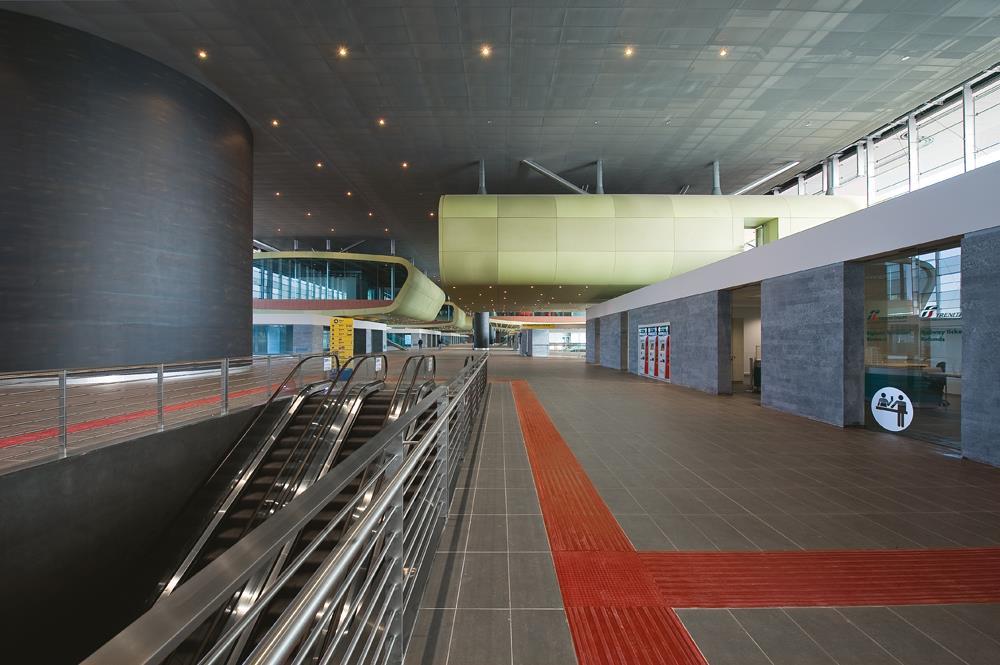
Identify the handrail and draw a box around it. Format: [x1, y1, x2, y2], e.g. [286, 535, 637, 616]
[0, 352, 340, 475]
[84, 353, 489, 665]
[386, 354, 436, 425]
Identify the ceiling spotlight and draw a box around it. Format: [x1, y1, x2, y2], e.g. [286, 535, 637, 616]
[277, 228, 281, 231]
[197, 49, 208, 60]
[306, 212, 312, 217]
[315, 161, 324, 168]
[274, 191, 281, 197]
[624, 46, 634, 57]
[270, 119, 280, 127]
[429, 211, 436, 217]
[330, 228, 335, 232]
[719, 47, 728, 57]
[377, 118, 386, 127]
[401, 161, 409, 168]
[384, 227, 389, 232]
[368, 211, 374, 217]
[480, 44, 492, 58]
[337, 45, 348, 58]
[346, 191, 352, 197]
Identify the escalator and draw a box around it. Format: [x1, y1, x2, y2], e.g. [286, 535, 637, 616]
[156, 354, 436, 665]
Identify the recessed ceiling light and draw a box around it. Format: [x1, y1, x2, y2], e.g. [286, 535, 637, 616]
[270, 119, 280, 127]
[306, 212, 312, 217]
[901, 55, 910, 61]
[384, 227, 389, 232]
[337, 45, 348, 58]
[346, 191, 352, 197]
[197, 49, 208, 60]
[401, 161, 409, 168]
[330, 228, 335, 232]
[429, 211, 436, 217]
[719, 47, 728, 57]
[274, 191, 281, 197]
[368, 211, 374, 217]
[315, 162, 324, 168]
[624, 46, 634, 57]
[377, 118, 386, 127]
[480, 44, 492, 58]
[277, 228, 281, 231]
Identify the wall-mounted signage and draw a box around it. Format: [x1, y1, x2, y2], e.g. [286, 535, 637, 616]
[870, 387, 914, 432]
[329, 317, 354, 360]
[638, 322, 670, 382]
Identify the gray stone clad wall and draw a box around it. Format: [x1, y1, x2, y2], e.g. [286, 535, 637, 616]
[585, 319, 597, 363]
[961, 227, 1000, 466]
[761, 262, 864, 427]
[598, 313, 623, 369]
[626, 291, 732, 394]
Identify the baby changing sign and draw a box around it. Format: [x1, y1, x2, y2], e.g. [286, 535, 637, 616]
[870, 387, 913, 432]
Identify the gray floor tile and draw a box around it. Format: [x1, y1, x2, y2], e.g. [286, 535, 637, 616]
[676, 609, 772, 665]
[837, 607, 966, 665]
[512, 610, 577, 665]
[474, 467, 507, 489]
[508, 514, 550, 552]
[891, 605, 1000, 665]
[448, 610, 512, 665]
[686, 515, 758, 550]
[509, 552, 563, 609]
[404, 608, 453, 665]
[458, 553, 509, 608]
[507, 487, 541, 514]
[505, 468, 536, 488]
[616, 513, 675, 550]
[466, 514, 508, 552]
[471, 488, 508, 514]
[420, 551, 464, 609]
[944, 603, 1000, 639]
[722, 514, 799, 550]
[784, 607, 900, 665]
[652, 515, 718, 550]
[731, 608, 836, 665]
[438, 512, 473, 552]
[598, 487, 646, 514]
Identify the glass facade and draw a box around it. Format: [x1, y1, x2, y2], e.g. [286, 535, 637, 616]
[253, 324, 293, 355]
[252, 257, 406, 301]
[863, 246, 962, 447]
[767, 67, 1000, 207]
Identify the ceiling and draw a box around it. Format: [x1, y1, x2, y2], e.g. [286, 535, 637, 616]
[6, 0, 1000, 284]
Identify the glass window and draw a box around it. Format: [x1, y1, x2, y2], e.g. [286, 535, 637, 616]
[863, 246, 962, 447]
[871, 128, 909, 203]
[974, 79, 1000, 167]
[917, 102, 964, 188]
[802, 171, 824, 195]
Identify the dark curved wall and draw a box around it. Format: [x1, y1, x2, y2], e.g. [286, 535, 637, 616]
[0, 11, 252, 371]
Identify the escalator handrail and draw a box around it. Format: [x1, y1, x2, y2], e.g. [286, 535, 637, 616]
[385, 354, 435, 425]
[85, 354, 489, 665]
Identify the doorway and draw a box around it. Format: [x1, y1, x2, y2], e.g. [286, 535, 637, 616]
[731, 284, 762, 399]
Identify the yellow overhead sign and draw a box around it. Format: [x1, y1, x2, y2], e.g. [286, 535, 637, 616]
[329, 317, 354, 359]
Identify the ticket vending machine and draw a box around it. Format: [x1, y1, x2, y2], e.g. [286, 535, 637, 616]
[638, 327, 648, 376]
[657, 323, 670, 380]
[637, 322, 670, 381]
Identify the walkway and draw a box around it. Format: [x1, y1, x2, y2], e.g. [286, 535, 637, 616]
[410, 350, 1000, 664]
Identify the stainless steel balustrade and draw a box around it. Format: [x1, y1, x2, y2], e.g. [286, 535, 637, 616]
[84, 352, 489, 665]
[0, 353, 338, 474]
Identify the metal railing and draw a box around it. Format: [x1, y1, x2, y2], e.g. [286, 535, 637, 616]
[0, 353, 340, 474]
[85, 352, 489, 665]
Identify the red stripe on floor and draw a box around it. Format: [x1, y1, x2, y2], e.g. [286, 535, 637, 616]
[511, 380, 707, 665]
[0, 385, 268, 449]
[639, 548, 1000, 607]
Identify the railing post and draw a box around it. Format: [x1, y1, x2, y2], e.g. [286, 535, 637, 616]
[58, 370, 68, 458]
[266, 355, 272, 394]
[387, 431, 406, 665]
[221, 358, 230, 415]
[157, 364, 165, 431]
[437, 394, 451, 513]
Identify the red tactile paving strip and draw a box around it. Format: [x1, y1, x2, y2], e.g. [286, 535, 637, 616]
[640, 549, 1000, 608]
[511, 380, 708, 665]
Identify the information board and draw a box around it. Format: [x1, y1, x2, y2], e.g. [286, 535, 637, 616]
[329, 317, 354, 360]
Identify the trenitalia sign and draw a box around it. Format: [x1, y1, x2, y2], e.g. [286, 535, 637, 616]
[919, 304, 961, 319]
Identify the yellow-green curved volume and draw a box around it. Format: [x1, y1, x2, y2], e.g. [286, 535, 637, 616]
[438, 194, 863, 288]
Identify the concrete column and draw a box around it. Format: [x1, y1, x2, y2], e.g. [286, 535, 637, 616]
[711, 160, 722, 195]
[473, 312, 490, 349]
[961, 227, 1000, 465]
[761, 263, 865, 426]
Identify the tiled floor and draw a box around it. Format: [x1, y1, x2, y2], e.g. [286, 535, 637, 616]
[406, 381, 577, 665]
[408, 350, 1000, 665]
